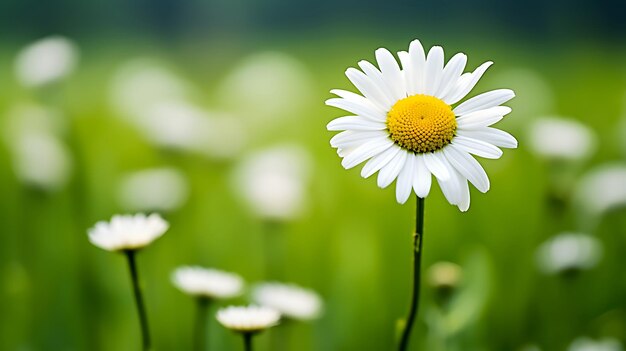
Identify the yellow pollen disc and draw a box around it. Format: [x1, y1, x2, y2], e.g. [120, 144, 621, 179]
[386, 94, 457, 153]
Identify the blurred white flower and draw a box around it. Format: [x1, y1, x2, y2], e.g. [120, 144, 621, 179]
[117, 168, 189, 212]
[216, 305, 280, 333]
[172, 266, 244, 299]
[109, 58, 192, 118]
[9, 131, 72, 191]
[88, 213, 169, 252]
[575, 164, 626, 216]
[536, 233, 602, 274]
[527, 117, 597, 161]
[233, 145, 312, 220]
[569, 337, 623, 351]
[217, 52, 314, 129]
[15, 36, 78, 87]
[428, 261, 462, 290]
[133, 100, 247, 159]
[252, 282, 323, 320]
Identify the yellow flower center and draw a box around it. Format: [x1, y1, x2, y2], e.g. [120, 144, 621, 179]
[386, 94, 457, 153]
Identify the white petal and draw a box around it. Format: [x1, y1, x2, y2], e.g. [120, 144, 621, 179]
[456, 106, 512, 129]
[356, 61, 396, 108]
[330, 130, 388, 148]
[344, 68, 394, 113]
[361, 145, 401, 178]
[457, 174, 471, 212]
[413, 154, 432, 198]
[460, 128, 518, 149]
[395, 154, 415, 204]
[377, 150, 408, 188]
[330, 89, 386, 115]
[341, 137, 394, 169]
[423, 151, 450, 181]
[326, 97, 385, 122]
[424, 46, 444, 96]
[452, 135, 503, 159]
[405, 39, 426, 95]
[442, 61, 493, 105]
[435, 53, 467, 98]
[327, 116, 386, 131]
[437, 161, 461, 205]
[453, 89, 515, 116]
[375, 48, 405, 101]
[443, 146, 490, 193]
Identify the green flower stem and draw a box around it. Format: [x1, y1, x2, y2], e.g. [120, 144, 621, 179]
[125, 250, 151, 351]
[398, 196, 425, 351]
[242, 332, 253, 351]
[193, 297, 210, 351]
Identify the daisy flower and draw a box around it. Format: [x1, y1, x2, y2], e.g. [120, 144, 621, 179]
[536, 232, 602, 275]
[88, 213, 169, 252]
[216, 305, 280, 333]
[326, 39, 517, 211]
[252, 282, 323, 321]
[172, 266, 244, 299]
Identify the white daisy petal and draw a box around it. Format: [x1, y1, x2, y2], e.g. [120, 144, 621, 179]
[344, 68, 395, 112]
[375, 48, 405, 100]
[330, 89, 386, 115]
[423, 151, 451, 181]
[435, 53, 467, 98]
[413, 154, 432, 198]
[395, 154, 415, 204]
[360, 145, 401, 178]
[424, 46, 444, 96]
[457, 175, 471, 212]
[453, 135, 503, 159]
[341, 137, 394, 169]
[453, 89, 515, 116]
[357, 60, 396, 108]
[443, 61, 493, 105]
[326, 97, 386, 122]
[444, 146, 490, 193]
[460, 128, 518, 149]
[406, 39, 426, 94]
[327, 116, 386, 131]
[437, 161, 461, 205]
[330, 130, 388, 148]
[377, 150, 407, 188]
[456, 106, 512, 129]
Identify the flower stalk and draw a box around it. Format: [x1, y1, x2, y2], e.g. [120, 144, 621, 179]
[398, 196, 425, 351]
[125, 250, 151, 351]
[194, 297, 210, 351]
[243, 332, 254, 351]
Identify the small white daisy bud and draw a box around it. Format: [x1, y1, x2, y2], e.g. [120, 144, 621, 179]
[216, 305, 280, 333]
[87, 213, 169, 252]
[527, 117, 597, 161]
[117, 168, 189, 212]
[15, 36, 78, 88]
[536, 233, 602, 275]
[233, 145, 312, 221]
[428, 261, 462, 291]
[252, 282, 323, 321]
[568, 337, 623, 351]
[172, 266, 244, 299]
[575, 164, 626, 217]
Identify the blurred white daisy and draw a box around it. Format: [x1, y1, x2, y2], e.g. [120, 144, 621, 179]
[252, 282, 323, 320]
[117, 168, 189, 212]
[536, 233, 602, 275]
[216, 305, 280, 333]
[233, 145, 312, 220]
[217, 52, 314, 130]
[15, 36, 78, 88]
[569, 337, 623, 351]
[575, 164, 626, 217]
[326, 39, 517, 211]
[9, 131, 73, 191]
[88, 213, 169, 252]
[527, 117, 596, 161]
[172, 266, 244, 299]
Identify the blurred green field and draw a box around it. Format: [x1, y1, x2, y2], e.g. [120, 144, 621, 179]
[1, 33, 626, 351]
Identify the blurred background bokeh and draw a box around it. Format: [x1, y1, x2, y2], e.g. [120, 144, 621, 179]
[1, 0, 626, 350]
